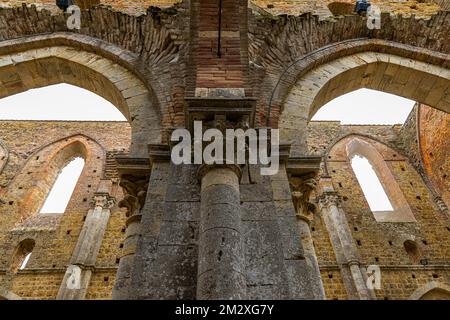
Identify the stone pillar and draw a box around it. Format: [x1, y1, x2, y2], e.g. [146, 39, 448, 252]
[112, 157, 151, 300]
[290, 174, 325, 300]
[57, 181, 115, 300]
[318, 183, 376, 300]
[196, 164, 246, 300]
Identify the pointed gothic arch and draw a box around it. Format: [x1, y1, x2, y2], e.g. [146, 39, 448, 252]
[0, 33, 163, 156]
[5, 134, 105, 223]
[327, 135, 416, 222]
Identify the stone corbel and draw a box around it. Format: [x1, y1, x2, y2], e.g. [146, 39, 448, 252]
[290, 174, 319, 223]
[115, 156, 151, 217]
[287, 156, 322, 223]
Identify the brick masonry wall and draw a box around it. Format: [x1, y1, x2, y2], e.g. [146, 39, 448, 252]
[0, 113, 449, 299]
[0, 120, 131, 299]
[307, 129, 450, 300]
[419, 105, 450, 206]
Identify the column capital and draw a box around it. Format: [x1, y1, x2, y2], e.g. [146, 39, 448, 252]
[115, 155, 151, 218]
[317, 191, 342, 210]
[91, 193, 115, 209]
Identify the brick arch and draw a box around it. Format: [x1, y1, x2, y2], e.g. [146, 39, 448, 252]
[0, 34, 162, 156]
[409, 281, 450, 300]
[278, 45, 449, 153]
[0, 139, 8, 174]
[5, 134, 105, 223]
[327, 135, 416, 222]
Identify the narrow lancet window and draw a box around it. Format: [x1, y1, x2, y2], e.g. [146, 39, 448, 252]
[350, 154, 394, 212]
[40, 157, 85, 214]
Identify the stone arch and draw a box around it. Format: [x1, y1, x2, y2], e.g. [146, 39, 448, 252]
[328, 2, 355, 16]
[7, 134, 105, 222]
[0, 288, 21, 300]
[0, 33, 162, 156]
[276, 40, 449, 154]
[0, 139, 8, 174]
[409, 281, 450, 300]
[328, 135, 416, 222]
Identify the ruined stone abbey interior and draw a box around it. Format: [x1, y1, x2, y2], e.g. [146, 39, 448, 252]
[0, 0, 449, 300]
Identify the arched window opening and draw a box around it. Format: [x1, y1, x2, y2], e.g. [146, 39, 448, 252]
[350, 155, 394, 212]
[10, 239, 35, 273]
[40, 157, 85, 214]
[403, 240, 421, 264]
[20, 252, 32, 270]
[345, 137, 416, 222]
[312, 89, 416, 125]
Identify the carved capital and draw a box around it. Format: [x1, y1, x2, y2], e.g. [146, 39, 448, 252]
[185, 97, 256, 132]
[317, 191, 342, 210]
[118, 177, 149, 217]
[290, 173, 318, 218]
[91, 194, 115, 209]
[204, 114, 250, 133]
[115, 156, 151, 218]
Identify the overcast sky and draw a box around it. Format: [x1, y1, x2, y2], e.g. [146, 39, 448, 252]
[312, 88, 415, 124]
[0, 84, 126, 121]
[39, 157, 85, 214]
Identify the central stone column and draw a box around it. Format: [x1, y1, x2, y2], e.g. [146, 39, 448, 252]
[197, 164, 246, 299]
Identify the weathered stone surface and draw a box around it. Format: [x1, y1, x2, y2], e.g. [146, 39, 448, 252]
[0, 0, 449, 301]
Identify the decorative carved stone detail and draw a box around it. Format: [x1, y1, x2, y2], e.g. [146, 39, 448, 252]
[118, 177, 149, 217]
[90, 194, 115, 209]
[317, 191, 342, 210]
[290, 173, 319, 221]
[204, 114, 251, 133]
